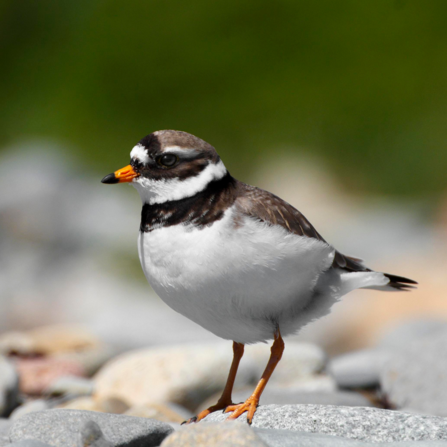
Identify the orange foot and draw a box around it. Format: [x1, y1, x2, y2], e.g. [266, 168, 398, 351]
[225, 395, 259, 424]
[182, 400, 235, 424]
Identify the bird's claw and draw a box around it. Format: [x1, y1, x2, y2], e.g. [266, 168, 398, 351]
[181, 416, 198, 425]
[183, 400, 235, 424]
[224, 397, 259, 424]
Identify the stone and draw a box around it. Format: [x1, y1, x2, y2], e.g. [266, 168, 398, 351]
[124, 403, 193, 423]
[79, 420, 113, 447]
[8, 441, 53, 447]
[380, 328, 447, 416]
[58, 396, 129, 414]
[10, 400, 51, 421]
[26, 325, 100, 355]
[160, 422, 268, 446]
[244, 342, 326, 386]
[45, 376, 94, 397]
[378, 318, 447, 351]
[253, 428, 447, 447]
[197, 386, 371, 415]
[328, 349, 391, 388]
[0, 418, 12, 447]
[9, 409, 174, 447]
[0, 355, 19, 416]
[15, 356, 85, 395]
[56, 346, 116, 376]
[232, 388, 372, 407]
[97, 397, 129, 415]
[57, 397, 102, 412]
[0, 326, 100, 357]
[0, 333, 35, 356]
[271, 375, 336, 393]
[94, 343, 257, 410]
[203, 404, 447, 442]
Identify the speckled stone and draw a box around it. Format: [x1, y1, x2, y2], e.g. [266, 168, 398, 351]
[9, 409, 174, 447]
[203, 405, 447, 442]
[8, 441, 53, 447]
[79, 420, 113, 447]
[10, 400, 51, 421]
[229, 388, 372, 408]
[254, 428, 447, 447]
[0, 418, 12, 447]
[160, 422, 268, 446]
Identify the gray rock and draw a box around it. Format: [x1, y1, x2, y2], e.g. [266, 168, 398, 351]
[245, 342, 326, 386]
[10, 400, 51, 421]
[0, 418, 12, 447]
[0, 356, 19, 416]
[254, 428, 447, 447]
[230, 388, 372, 407]
[160, 422, 268, 446]
[381, 328, 447, 416]
[10, 409, 174, 447]
[45, 376, 94, 398]
[79, 421, 112, 447]
[203, 404, 447, 442]
[328, 349, 391, 388]
[57, 346, 117, 377]
[9, 441, 53, 447]
[378, 319, 447, 351]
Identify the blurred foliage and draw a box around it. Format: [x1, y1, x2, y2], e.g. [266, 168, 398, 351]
[0, 0, 446, 196]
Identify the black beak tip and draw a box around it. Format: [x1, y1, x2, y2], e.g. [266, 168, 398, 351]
[101, 173, 119, 184]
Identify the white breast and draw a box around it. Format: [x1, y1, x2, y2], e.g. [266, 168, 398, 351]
[138, 206, 335, 343]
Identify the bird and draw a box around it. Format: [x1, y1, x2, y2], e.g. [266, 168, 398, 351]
[101, 129, 417, 424]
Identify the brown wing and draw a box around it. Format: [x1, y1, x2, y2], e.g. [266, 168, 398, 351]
[234, 182, 417, 289]
[234, 182, 370, 273]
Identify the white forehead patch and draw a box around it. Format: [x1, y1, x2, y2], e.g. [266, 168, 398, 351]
[162, 146, 199, 156]
[130, 144, 150, 164]
[132, 159, 227, 205]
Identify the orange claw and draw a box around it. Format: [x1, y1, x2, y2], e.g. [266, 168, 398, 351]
[183, 398, 235, 424]
[225, 396, 259, 424]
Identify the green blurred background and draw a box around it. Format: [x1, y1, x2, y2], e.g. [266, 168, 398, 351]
[1, 0, 446, 197]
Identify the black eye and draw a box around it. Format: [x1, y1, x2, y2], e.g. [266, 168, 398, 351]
[157, 154, 179, 168]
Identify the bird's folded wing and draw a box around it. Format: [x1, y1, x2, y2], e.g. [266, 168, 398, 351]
[234, 182, 369, 273]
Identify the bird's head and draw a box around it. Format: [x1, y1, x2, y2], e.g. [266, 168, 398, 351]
[101, 130, 228, 204]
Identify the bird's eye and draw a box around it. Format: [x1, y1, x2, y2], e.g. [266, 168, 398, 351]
[157, 154, 179, 168]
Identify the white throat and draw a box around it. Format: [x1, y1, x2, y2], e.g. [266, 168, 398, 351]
[132, 160, 227, 205]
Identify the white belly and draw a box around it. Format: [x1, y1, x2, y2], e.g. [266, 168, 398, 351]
[138, 207, 335, 343]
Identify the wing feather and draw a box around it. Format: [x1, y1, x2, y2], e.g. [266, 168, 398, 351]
[235, 182, 368, 273]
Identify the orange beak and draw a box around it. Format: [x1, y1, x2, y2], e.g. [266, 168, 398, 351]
[101, 165, 139, 184]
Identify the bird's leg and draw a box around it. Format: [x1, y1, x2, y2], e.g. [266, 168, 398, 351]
[183, 341, 245, 424]
[225, 329, 284, 424]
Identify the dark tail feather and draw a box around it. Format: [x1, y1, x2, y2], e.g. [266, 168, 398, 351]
[384, 273, 418, 291]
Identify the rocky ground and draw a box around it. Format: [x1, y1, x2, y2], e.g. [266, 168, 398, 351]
[1, 319, 447, 446]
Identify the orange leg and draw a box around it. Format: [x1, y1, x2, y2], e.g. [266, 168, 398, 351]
[183, 341, 245, 424]
[225, 329, 284, 424]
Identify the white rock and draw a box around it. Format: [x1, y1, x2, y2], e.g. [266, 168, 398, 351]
[328, 349, 391, 388]
[245, 341, 326, 386]
[94, 342, 257, 410]
[45, 376, 94, 397]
